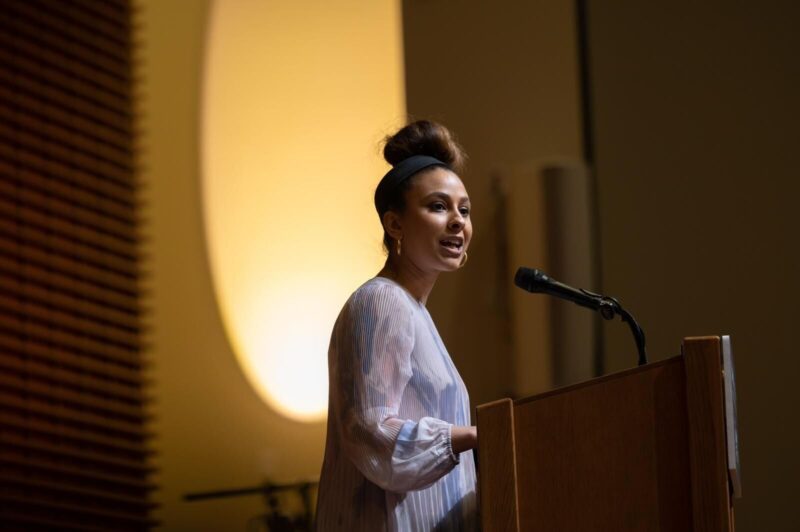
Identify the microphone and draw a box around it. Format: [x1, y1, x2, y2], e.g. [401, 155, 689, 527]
[513, 267, 617, 318]
[513, 266, 648, 366]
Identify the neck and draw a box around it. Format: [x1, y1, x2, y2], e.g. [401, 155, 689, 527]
[378, 257, 438, 305]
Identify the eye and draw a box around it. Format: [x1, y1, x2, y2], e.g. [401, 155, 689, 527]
[459, 206, 471, 216]
[430, 202, 447, 212]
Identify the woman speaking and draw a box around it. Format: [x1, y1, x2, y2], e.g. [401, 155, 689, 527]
[315, 120, 478, 531]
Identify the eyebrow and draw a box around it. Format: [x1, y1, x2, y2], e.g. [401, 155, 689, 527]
[422, 191, 471, 204]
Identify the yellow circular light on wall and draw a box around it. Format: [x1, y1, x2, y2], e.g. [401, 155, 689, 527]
[201, 0, 405, 421]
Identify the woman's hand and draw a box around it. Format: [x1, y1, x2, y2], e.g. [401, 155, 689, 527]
[451, 425, 478, 454]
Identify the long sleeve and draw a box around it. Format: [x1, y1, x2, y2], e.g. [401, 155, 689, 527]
[331, 283, 459, 493]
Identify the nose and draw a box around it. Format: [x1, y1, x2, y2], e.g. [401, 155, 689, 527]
[448, 211, 465, 231]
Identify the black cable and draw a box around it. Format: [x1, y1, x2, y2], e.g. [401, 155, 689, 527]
[598, 295, 648, 366]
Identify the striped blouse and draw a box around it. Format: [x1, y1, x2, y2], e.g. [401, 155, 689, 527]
[315, 277, 478, 531]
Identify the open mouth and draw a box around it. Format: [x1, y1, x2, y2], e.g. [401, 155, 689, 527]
[439, 237, 464, 253]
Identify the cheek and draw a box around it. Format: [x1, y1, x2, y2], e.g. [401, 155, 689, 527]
[420, 212, 447, 233]
[407, 212, 442, 244]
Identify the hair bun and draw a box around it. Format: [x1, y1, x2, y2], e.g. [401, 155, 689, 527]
[383, 120, 466, 173]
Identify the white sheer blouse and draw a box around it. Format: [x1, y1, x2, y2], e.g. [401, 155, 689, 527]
[315, 277, 478, 531]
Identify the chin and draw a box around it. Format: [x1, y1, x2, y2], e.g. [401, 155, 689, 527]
[438, 257, 463, 271]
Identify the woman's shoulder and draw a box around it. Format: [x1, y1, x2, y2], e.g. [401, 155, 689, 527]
[351, 276, 417, 305]
[344, 277, 419, 318]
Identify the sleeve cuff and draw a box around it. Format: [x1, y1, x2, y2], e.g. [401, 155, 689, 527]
[447, 424, 460, 464]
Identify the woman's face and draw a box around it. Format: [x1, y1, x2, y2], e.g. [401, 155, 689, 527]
[387, 167, 472, 273]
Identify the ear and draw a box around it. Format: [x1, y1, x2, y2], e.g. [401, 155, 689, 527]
[382, 210, 403, 241]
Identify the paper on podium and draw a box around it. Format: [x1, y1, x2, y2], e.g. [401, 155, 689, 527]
[722, 335, 742, 498]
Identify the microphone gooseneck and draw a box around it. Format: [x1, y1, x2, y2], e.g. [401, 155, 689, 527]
[514, 267, 648, 366]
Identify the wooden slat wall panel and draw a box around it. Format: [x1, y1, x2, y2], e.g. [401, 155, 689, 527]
[1, 432, 153, 474]
[35, 0, 132, 45]
[3, 2, 129, 61]
[0, 371, 145, 419]
[0, 121, 134, 187]
[0, 82, 131, 149]
[0, 256, 139, 315]
[0, 60, 132, 133]
[0, 274, 139, 330]
[0, 241, 137, 299]
[0, 1, 154, 529]
[0, 174, 136, 239]
[0, 6, 131, 81]
[0, 167, 137, 232]
[0, 143, 135, 206]
[0, 353, 143, 402]
[0, 102, 135, 170]
[0, 217, 137, 278]
[0, 198, 138, 260]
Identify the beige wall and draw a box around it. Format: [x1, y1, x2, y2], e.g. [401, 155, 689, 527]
[140, 1, 325, 529]
[589, 2, 800, 529]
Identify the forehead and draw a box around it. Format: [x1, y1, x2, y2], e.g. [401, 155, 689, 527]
[409, 167, 469, 199]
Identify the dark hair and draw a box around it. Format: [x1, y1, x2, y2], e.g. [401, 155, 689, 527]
[378, 120, 467, 252]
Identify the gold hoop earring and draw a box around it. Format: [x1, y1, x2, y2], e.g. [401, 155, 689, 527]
[396, 238, 402, 257]
[459, 251, 468, 268]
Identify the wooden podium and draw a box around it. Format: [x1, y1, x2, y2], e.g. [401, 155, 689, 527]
[476, 336, 739, 531]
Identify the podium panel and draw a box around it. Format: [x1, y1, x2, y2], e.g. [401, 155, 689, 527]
[477, 336, 734, 532]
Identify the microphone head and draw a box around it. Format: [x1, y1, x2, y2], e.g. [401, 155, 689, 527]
[514, 267, 550, 293]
